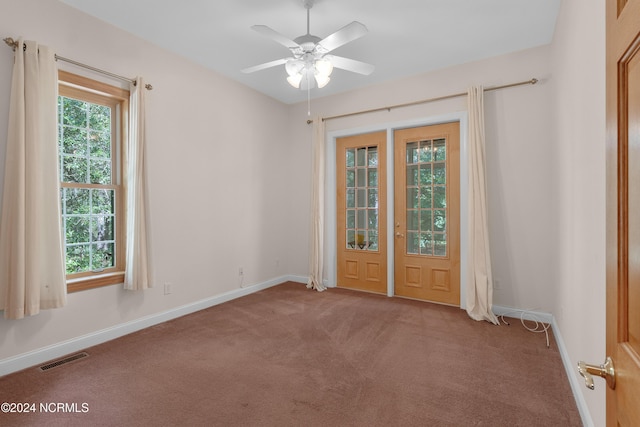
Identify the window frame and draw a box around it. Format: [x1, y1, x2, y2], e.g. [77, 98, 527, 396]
[58, 70, 129, 293]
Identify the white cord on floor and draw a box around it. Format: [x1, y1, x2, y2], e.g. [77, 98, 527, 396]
[498, 309, 551, 348]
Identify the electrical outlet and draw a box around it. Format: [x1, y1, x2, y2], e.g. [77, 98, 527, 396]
[164, 282, 172, 295]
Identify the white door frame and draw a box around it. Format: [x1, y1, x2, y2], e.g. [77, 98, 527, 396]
[325, 111, 469, 309]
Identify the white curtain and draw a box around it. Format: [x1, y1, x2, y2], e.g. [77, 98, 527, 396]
[307, 116, 326, 292]
[466, 86, 498, 324]
[124, 77, 152, 290]
[0, 39, 67, 319]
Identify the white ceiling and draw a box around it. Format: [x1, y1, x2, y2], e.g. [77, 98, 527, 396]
[59, 0, 561, 105]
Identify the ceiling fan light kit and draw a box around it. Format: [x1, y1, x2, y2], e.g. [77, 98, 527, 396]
[242, 0, 374, 92]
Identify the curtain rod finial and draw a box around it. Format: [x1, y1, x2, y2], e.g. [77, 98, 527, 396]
[531, 78, 538, 85]
[307, 119, 313, 124]
[3, 37, 18, 50]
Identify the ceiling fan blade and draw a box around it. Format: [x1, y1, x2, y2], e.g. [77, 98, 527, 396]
[318, 21, 368, 53]
[251, 25, 301, 50]
[241, 58, 288, 74]
[328, 55, 375, 75]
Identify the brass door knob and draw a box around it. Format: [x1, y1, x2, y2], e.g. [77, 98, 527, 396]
[577, 356, 615, 390]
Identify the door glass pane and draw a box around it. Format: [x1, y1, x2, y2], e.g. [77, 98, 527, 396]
[368, 148, 378, 167]
[344, 145, 380, 252]
[406, 142, 418, 164]
[407, 231, 419, 254]
[357, 148, 366, 166]
[407, 165, 418, 186]
[406, 138, 447, 257]
[346, 149, 355, 168]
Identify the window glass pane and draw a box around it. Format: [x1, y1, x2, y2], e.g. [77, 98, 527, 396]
[368, 209, 378, 230]
[346, 170, 355, 187]
[89, 159, 112, 184]
[368, 148, 378, 167]
[346, 149, 355, 168]
[419, 140, 432, 162]
[368, 169, 378, 187]
[434, 210, 446, 232]
[368, 189, 378, 208]
[407, 188, 418, 209]
[407, 210, 418, 231]
[434, 186, 446, 208]
[59, 90, 119, 277]
[357, 168, 366, 187]
[406, 142, 418, 164]
[92, 189, 114, 215]
[434, 233, 447, 256]
[357, 148, 366, 166]
[420, 210, 432, 231]
[62, 155, 88, 183]
[64, 188, 90, 215]
[420, 232, 433, 256]
[66, 217, 90, 244]
[434, 139, 446, 161]
[357, 209, 367, 229]
[89, 104, 111, 132]
[347, 230, 355, 248]
[407, 231, 419, 254]
[347, 209, 355, 228]
[91, 242, 114, 271]
[357, 189, 366, 207]
[346, 189, 355, 208]
[62, 127, 87, 155]
[63, 98, 87, 128]
[419, 165, 432, 186]
[403, 135, 450, 258]
[419, 187, 432, 209]
[66, 244, 90, 275]
[89, 131, 111, 158]
[407, 165, 418, 186]
[368, 231, 378, 251]
[91, 216, 114, 241]
[433, 163, 446, 185]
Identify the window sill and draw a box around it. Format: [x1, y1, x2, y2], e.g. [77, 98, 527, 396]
[67, 271, 125, 293]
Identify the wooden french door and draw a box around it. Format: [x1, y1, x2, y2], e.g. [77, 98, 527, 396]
[336, 131, 387, 293]
[605, 0, 640, 424]
[393, 123, 460, 305]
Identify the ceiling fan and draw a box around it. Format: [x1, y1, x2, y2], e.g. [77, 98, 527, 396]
[241, 0, 374, 90]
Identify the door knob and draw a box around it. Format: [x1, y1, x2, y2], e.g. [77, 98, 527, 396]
[577, 357, 615, 390]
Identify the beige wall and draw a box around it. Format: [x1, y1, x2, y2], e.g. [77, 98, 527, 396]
[0, 0, 293, 360]
[552, 0, 606, 425]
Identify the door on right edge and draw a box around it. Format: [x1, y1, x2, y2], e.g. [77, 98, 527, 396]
[394, 122, 460, 305]
[606, 0, 640, 424]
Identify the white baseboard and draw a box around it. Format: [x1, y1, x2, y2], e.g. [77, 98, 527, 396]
[492, 305, 554, 323]
[550, 316, 593, 427]
[0, 275, 307, 377]
[492, 305, 592, 427]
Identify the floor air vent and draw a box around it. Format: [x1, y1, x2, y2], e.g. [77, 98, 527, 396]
[39, 352, 89, 371]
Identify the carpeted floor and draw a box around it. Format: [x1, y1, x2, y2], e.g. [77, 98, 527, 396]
[0, 281, 581, 426]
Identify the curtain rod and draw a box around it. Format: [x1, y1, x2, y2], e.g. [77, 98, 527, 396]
[3, 37, 153, 90]
[306, 78, 538, 124]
